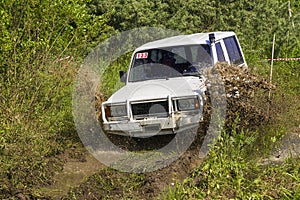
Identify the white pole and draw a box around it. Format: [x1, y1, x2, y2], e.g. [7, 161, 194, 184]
[287, 1, 291, 58]
[270, 34, 275, 90]
[268, 34, 276, 118]
[268, 33, 275, 118]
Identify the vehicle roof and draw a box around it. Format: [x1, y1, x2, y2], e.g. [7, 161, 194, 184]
[134, 31, 236, 52]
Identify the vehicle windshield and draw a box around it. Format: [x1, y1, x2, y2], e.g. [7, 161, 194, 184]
[128, 45, 212, 82]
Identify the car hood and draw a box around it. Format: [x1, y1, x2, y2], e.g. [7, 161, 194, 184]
[104, 76, 205, 104]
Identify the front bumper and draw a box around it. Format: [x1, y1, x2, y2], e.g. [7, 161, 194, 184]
[103, 113, 202, 137]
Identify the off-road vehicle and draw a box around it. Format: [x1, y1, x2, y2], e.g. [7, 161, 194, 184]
[101, 32, 247, 137]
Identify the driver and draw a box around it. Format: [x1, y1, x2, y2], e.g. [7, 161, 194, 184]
[160, 52, 175, 67]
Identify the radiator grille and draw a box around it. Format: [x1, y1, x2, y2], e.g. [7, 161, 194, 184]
[131, 100, 169, 119]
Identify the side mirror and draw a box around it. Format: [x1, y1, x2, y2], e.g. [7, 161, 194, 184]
[209, 33, 215, 45]
[119, 70, 127, 83]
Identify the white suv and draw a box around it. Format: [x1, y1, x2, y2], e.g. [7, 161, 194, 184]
[101, 32, 247, 137]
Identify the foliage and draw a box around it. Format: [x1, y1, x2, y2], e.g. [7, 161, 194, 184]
[0, 0, 112, 198]
[101, 54, 131, 97]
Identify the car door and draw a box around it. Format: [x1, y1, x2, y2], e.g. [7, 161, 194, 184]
[215, 41, 229, 64]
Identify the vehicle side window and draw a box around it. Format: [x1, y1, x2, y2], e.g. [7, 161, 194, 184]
[224, 36, 244, 65]
[216, 42, 225, 62]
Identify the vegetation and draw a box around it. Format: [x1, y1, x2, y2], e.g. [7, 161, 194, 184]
[0, 0, 299, 199]
[165, 130, 300, 199]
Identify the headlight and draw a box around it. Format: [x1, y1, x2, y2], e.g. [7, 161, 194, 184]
[176, 98, 200, 111]
[104, 104, 127, 118]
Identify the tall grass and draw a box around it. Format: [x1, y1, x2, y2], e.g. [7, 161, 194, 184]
[164, 128, 300, 199]
[0, 58, 78, 198]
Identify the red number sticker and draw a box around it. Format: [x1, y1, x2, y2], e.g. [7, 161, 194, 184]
[136, 52, 148, 59]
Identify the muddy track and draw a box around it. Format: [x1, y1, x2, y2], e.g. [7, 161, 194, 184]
[38, 124, 207, 199]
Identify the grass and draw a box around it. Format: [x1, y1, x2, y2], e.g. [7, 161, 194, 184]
[0, 59, 79, 198]
[164, 130, 300, 199]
